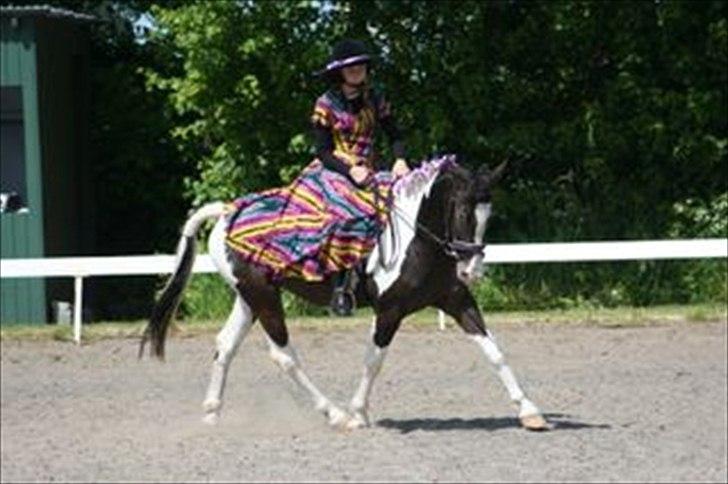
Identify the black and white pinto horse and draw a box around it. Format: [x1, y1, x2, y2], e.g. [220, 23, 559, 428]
[140, 158, 548, 431]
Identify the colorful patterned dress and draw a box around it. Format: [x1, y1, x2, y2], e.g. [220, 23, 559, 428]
[224, 88, 398, 282]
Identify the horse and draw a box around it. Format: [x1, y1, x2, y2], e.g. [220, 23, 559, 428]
[139, 155, 548, 431]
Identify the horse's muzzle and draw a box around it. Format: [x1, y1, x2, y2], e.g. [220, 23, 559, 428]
[451, 242, 486, 285]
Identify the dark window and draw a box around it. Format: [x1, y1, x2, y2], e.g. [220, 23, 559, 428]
[1, 86, 27, 213]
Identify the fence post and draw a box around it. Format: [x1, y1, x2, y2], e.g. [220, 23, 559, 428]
[438, 310, 447, 331]
[73, 276, 83, 344]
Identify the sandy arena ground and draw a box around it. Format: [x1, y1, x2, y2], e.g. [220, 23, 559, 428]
[1, 319, 726, 483]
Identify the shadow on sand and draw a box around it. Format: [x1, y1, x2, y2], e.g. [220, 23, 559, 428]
[376, 413, 611, 434]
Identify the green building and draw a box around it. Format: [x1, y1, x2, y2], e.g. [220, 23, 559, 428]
[1, 5, 95, 324]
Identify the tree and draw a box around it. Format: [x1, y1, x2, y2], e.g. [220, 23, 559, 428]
[139, 0, 728, 308]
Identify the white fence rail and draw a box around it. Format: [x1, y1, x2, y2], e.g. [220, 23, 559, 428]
[2, 238, 726, 343]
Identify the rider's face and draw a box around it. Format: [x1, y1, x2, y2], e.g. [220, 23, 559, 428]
[341, 63, 367, 86]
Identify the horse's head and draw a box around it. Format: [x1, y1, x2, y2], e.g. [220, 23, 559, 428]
[439, 160, 506, 285]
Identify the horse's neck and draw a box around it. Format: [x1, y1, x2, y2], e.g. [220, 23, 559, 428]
[415, 175, 451, 237]
[365, 161, 450, 295]
[389, 157, 455, 225]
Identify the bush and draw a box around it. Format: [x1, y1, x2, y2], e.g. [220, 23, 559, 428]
[180, 274, 234, 321]
[179, 273, 330, 320]
[140, 1, 726, 315]
[668, 192, 728, 303]
[282, 290, 329, 317]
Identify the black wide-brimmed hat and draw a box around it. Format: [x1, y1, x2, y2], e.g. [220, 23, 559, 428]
[313, 39, 373, 77]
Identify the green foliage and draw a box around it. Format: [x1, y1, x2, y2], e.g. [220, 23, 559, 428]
[670, 192, 728, 239]
[470, 274, 512, 311]
[142, 0, 338, 205]
[180, 276, 328, 320]
[282, 291, 329, 317]
[53, 0, 726, 318]
[146, 0, 726, 316]
[668, 192, 728, 303]
[180, 274, 234, 321]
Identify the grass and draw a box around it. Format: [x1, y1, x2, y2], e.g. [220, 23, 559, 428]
[1, 302, 726, 343]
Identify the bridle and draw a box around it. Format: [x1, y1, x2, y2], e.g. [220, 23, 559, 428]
[369, 165, 486, 268]
[390, 204, 485, 261]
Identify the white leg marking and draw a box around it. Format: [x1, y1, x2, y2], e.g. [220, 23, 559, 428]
[471, 332, 525, 402]
[470, 330, 547, 429]
[202, 296, 253, 424]
[267, 337, 349, 428]
[348, 340, 388, 429]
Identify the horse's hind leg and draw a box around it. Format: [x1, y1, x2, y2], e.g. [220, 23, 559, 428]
[439, 283, 549, 431]
[256, 286, 350, 428]
[202, 295, 254, 424]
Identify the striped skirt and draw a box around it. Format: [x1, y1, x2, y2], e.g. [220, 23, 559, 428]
[225, 160, 393, 282]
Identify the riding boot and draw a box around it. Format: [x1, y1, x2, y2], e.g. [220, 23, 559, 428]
[330, 269, 356, 317]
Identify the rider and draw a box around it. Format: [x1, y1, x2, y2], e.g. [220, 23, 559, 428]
[312, 38, 410, 315]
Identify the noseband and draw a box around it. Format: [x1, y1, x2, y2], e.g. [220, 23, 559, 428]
[443, 239, 486, 261]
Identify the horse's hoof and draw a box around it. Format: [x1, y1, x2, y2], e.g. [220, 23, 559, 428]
[326, 406, 351, 428]
[520, 413, 550, 431]
[202, 412, 220, 426]
[346, 411, 370, 430]
[202, 398, 221, 413]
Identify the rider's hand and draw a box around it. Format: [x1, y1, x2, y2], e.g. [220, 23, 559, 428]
[392, 158, 410, 178]
[349, 165, 372, 185]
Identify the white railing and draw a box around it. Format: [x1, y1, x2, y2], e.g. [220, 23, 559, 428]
[1, 238, 726, 343]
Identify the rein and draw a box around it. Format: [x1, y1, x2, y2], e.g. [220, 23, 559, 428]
[368, 167, 485, 263]
[370, 160, 485, 266]
[389, 204, 485, 261]
[371, 180, 399, 270]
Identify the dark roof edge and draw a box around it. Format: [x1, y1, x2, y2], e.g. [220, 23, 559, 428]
[0, 5, 97, 22]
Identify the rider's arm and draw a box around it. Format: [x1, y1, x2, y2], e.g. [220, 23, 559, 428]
[312, 125, 351, 178]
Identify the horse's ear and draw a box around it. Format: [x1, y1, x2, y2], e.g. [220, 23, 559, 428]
[490, 160, 508, 185]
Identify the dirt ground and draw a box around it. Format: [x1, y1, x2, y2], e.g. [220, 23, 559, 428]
[1, 318, 726, 483]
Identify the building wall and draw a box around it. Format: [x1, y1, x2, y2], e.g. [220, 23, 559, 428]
[0, 16, 47, 324]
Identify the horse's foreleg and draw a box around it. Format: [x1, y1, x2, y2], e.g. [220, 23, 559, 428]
[470, 329, 548, 430]
[202, 296, 254, 424]
[348, 318, 387, 428]
[440, 284, 549, 431]
[347, 308, 404, 429]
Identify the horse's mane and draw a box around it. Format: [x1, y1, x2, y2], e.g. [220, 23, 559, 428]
[392, 154, 459, 198]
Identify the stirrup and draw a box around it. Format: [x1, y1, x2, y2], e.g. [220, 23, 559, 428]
[329, 271, 356, 316]
[330, 287, 356, 317]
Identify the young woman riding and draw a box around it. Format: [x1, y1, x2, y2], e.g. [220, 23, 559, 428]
[311, 38, 410, 314]
[224, 38, 410, 315]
